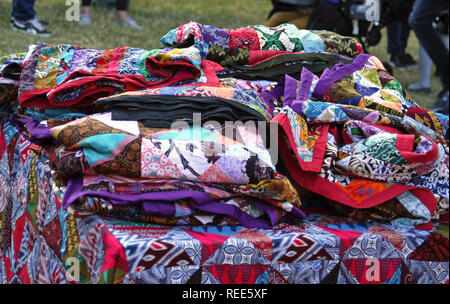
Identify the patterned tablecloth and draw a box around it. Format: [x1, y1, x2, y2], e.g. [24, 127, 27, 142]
[0, 120, 447, 284]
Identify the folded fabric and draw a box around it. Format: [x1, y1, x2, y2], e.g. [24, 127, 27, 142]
[0, 52, 25, 109]
[160, 22, 363, 58]
[46, 112, 276, 182]
[160, 22, 358, 81]
[211, 49, 353, 81]
[288, 54, 449, 143]
[18, 43, 222, 109]
[69, 188, 305, 229]
[279, 131, 438, 229]
[93, 84, 274, 127]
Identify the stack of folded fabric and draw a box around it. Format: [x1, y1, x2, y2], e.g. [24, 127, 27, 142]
[0, 22, 448, 284]
[268, 53, 449, 229]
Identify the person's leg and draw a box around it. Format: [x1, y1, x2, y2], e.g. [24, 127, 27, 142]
[11, 0, 51, 35]
[399, 19, 410, 52]
[387, 19, 416, 70]
[11, 0, 35, 21]
[399, 19, 417, 68]
[116, 0, 142, 29]
[81, 0, 92, 16]
[408, 44, 432, 92]
[387, 20, 404, 55]
[116, 0, 129, 22]
[79, 0, 92, 25]
[411, 34, 449, 92]
[409, 0, 449, 90]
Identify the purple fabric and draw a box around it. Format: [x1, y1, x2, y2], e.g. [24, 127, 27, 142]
[260, 77, 285, 107]
[64, 176, 305, 228]
[289, 67, 317, 114]
[283, 74, 299, 108]
[312, 53, 371, 100]
[18, 44, 41, 95]
[188, 199, 274, 229]
[296, 67, 315, 102]
[63, 176, 214, 209]
[10, 114, 58, 146]
[141, 200, 176, 217]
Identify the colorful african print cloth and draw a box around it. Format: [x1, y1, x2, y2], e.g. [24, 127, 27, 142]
[11, 112, 303, 229]
[0, 133, 447, 284]
[160, 22, 363, 58]
[270, 53, 449, 228]
[17, 43, 222, 109]
[92, 82, 274, 126]
[160, 22, 360, 82]
[0, 22, 449, 285]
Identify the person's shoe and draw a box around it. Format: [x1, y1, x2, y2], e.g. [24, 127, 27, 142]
[117, 17, 143, 30]
[389, 53, 417, 71]
[389, 54, 407, 71]
[78, 14, 91, 26]
[35, 16, 49, 27]
[11, 17, 52, 36]
[429, 90, 449, 115]
[408, 82, 431, 94]
[400, 53, 418, 70]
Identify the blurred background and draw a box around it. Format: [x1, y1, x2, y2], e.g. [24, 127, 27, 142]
[0, 0, 443, 108]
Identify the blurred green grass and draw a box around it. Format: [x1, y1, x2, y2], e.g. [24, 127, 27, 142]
[0, 0, 441, 108]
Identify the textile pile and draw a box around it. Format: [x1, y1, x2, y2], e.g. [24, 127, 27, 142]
[0, 22, 448, 284]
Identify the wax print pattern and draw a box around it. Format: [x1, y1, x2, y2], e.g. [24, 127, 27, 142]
[17, 43, 211, 109]
[1, 21, 449, 285]
[0, 52, 25, 110]
[48, 112, 280, 185]
[160, 22, 362, 59]
[0, 133, 447, 284]
[17, 112, 301, 229]
[270, 54, 449, 228]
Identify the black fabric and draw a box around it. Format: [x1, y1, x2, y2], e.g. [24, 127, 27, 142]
[94, 94, 269, 129]
[82, 0, 128, 11]
[218, 52, 353, 81]
[267, 0, 302, 19]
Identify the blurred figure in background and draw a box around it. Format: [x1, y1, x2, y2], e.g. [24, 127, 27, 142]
[10, 0, 52, 36]
[408, 36, 449, 94]
[409, 0, 449, 114]
[386, 19, 417, 71]
[79, 0, 143, 30]
[265, 0, 317, 29]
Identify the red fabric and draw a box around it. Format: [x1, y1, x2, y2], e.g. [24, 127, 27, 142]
[0, 124, 6, 157]
[272, 112, 329, 173]
[248, 50, 291, 66]
[279, 137, 437, 219]
[19, 56, 202, 109]
[396, 134, 439, 164]
[229, 30, 260, 51]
